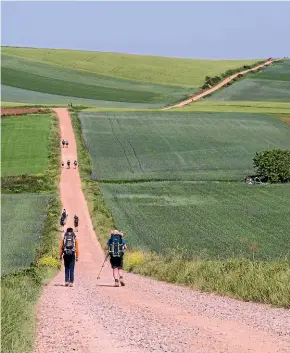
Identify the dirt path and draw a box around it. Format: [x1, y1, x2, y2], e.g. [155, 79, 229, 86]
[33, 108, 290, 353]
[162, 59, 279, 110]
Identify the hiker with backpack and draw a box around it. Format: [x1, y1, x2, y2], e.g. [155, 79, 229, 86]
[74, 214, 79, 232]
[60, 209, 68, 231]
[60, 215, 66, 232]
[65, 140, 69, 148]
[59, 227, 79, 287]
[67, 160, 71, 169]
[61, 209, 68, 220]
[73, 160, 78, 169]
[105, 230, 127, 287]
[61, 139, 65, 148]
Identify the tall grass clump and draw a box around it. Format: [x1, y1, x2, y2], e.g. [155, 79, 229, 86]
[128, 253, 290, 308]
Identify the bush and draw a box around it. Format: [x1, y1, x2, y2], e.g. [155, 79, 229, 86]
[37, 256, 60, 269]
[253, 149, 290, 183]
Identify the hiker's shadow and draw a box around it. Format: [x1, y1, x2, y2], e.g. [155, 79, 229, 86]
[53, 284, 67, 287]
[96, 284, 118, 288]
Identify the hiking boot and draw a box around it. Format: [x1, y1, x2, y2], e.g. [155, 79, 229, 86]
[119, 277, 125, 286]
[114, 279, 119, 287]
[65, 282, 69, 286]
[69, 282, 73, 287]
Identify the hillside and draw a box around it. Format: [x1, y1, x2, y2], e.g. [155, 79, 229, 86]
[205, 59, 290, 102]
[1, 47, 260, 107]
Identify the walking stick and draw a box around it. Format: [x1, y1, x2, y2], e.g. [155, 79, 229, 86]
[97, 254, 109, 279]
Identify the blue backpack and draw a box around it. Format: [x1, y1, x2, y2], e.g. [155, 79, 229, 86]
[108, 234, 125, 258]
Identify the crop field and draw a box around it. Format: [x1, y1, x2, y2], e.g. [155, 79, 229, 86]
[100, 181, 290, 260]
[2, 55, 193, 106]
[1, 114, 52, 176]
[1, 85, 164, 108]
[79, 111, 290, 181]
[1, 193, 52, 275]
[176, 101, 290, 114]
[205, 60, 290, 102]
[2, 47, 259, 86]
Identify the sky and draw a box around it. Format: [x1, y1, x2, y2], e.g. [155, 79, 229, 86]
[1, 1, 290, 59]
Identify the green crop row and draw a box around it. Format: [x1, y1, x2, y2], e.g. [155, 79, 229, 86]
[100, 181, 290, 261]
[78, 111, 290, 182]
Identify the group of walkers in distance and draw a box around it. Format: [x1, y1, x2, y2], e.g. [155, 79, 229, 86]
[61, 139, 78, 169]
[62, 139, 69, 148]
[59, 135, 127, 287]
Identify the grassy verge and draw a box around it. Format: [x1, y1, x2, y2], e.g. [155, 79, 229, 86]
[1, 113, 61, 353]
[1, 112, 60, 193]
[70, 107, 290, 308]
[125, 252, 290, 308]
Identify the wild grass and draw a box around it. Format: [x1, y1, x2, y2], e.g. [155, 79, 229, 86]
[127, 253, 290, 307]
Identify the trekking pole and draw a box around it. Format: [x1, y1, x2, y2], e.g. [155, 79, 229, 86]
[97, 253, 109, 279]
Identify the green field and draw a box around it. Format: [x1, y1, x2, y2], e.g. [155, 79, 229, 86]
[100, 181, 290, 260]
[1, 193, 52, 275]
[1, 85, 165, 108]
[1, 55, 193, 106]
[79, 111, 290, 181]
[1, 114, 52, 177]
[204, 60, 290, 102]
[2, 47, 259, 86]
[176, 101, 290, 114]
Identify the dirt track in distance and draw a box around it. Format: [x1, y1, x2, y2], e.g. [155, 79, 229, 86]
[162, 59, 279, 110]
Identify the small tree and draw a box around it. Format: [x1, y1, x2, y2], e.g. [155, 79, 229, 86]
[253, 149, 290, 183]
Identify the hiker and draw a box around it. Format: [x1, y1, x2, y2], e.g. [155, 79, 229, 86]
[61, 139, 65, 148]
[59, 227, 79, 286]
[62, 208, 68, 219]
[73, 160, 78, 169]
[60, 215, 66, 232]
[105, 230, 127, 287]
[61, 161, 64, 168]
[61, 209, 68, 225]
[74, 215, 79, 232]
[67, 160, 71, 169]
[65, 140, 69, 148]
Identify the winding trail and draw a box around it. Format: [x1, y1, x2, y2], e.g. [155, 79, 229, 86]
[162, 59, 279, 110]
[33, 108, 290, 353]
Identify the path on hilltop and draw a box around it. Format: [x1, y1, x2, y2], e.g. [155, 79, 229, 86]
[33, 108, 290, 353]
[162, 59, 279, 110]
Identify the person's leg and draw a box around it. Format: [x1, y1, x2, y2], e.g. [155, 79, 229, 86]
[69, 255, 76, 286]
[113, 268, 119, 286]
[64, 257, 70, 285]
[119, 257, 125, 286]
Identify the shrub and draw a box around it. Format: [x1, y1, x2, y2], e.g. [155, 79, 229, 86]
[37, 256, 60, 269]
[253, 149, 290, 183]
